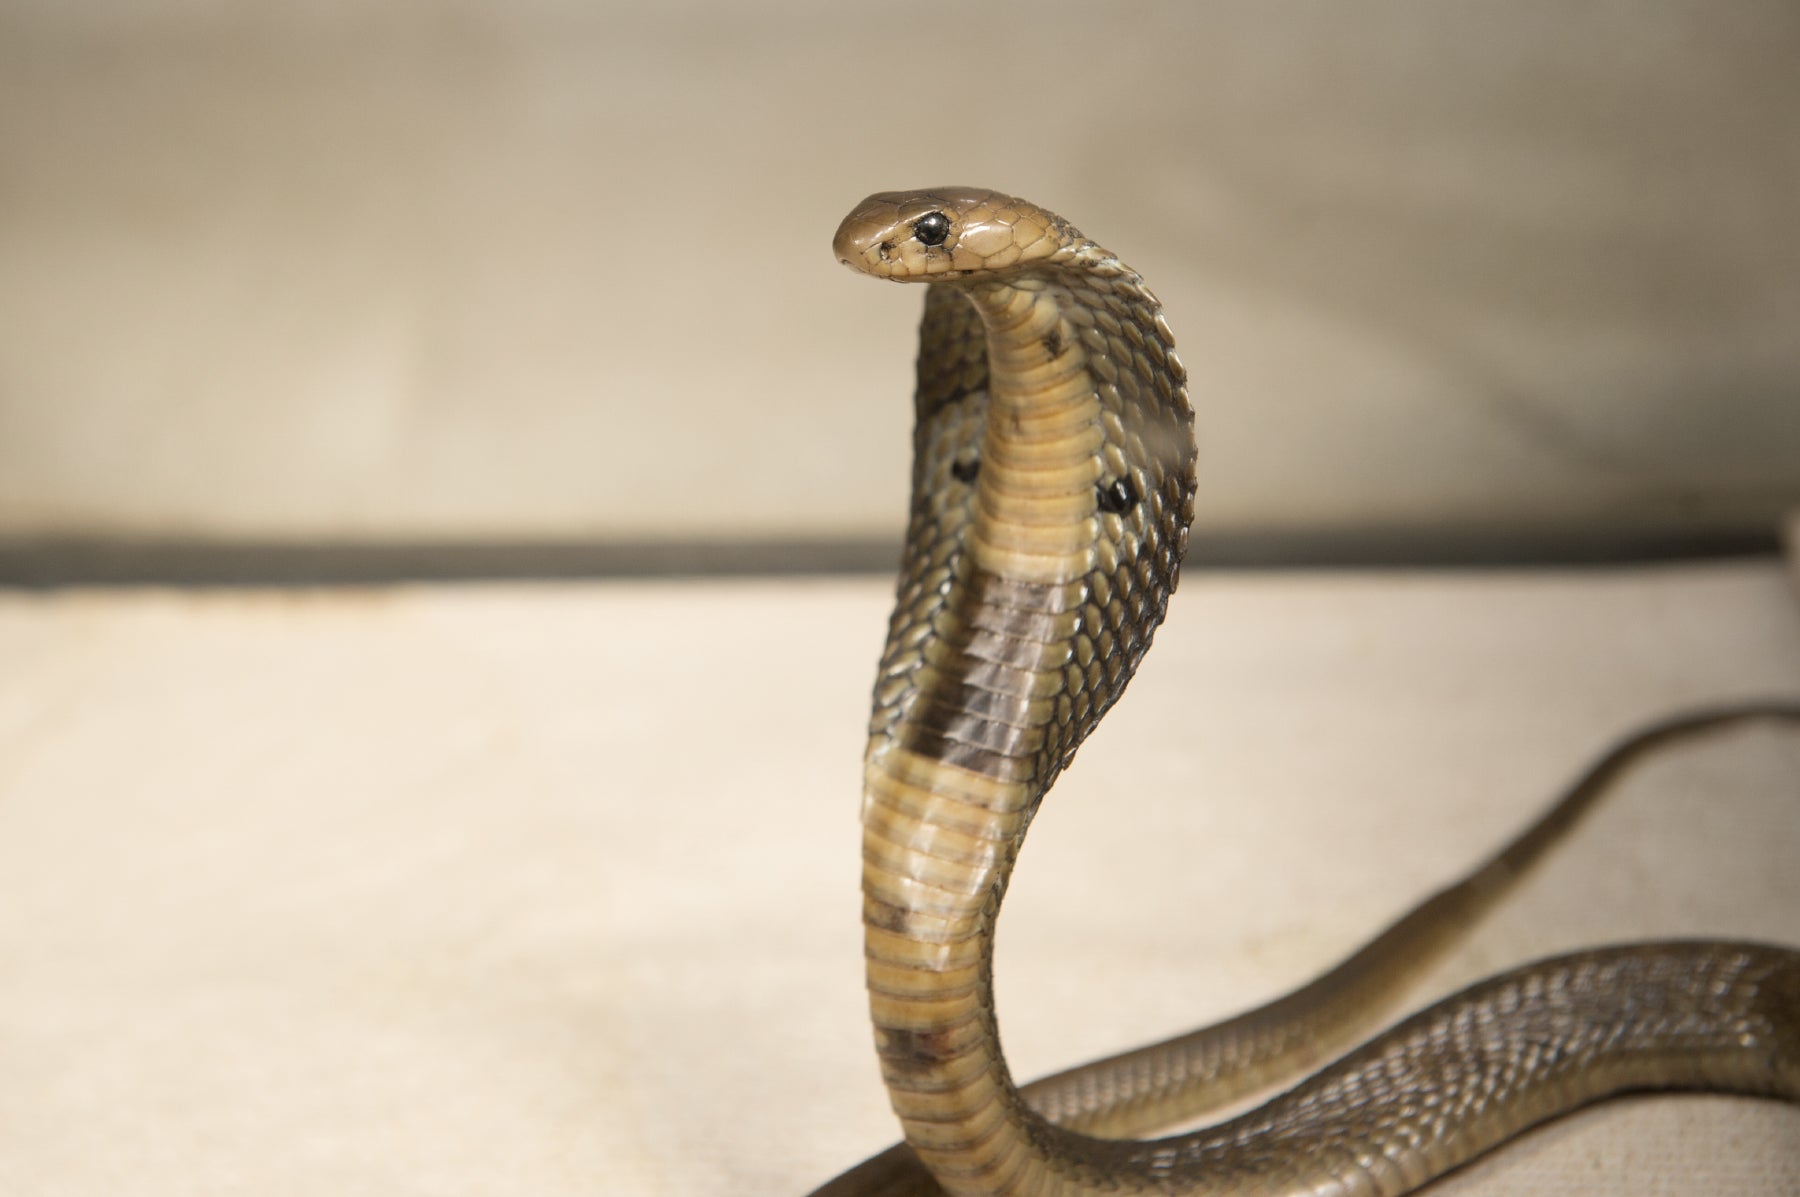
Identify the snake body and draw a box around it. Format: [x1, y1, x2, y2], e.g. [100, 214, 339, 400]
[821, 187, 1800, 1197]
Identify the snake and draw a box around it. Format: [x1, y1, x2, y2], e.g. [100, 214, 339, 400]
[810, 186, 1800, 1197]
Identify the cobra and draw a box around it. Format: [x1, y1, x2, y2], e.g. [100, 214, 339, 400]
[815, 187, 1800, 1197]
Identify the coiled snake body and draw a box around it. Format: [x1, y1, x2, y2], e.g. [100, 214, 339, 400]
[817, 187, 1800, 1197]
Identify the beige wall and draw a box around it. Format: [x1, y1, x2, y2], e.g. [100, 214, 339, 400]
[2, 2, 1796, 554]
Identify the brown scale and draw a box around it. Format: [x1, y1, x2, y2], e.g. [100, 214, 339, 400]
[868, 255, 1196, 796]
[823, 188, 1800, 1197]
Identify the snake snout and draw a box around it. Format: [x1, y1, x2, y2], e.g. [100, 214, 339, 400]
[832, 219, 888, 277]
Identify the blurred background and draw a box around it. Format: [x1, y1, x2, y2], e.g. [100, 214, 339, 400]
[2, 0, 1797, 580]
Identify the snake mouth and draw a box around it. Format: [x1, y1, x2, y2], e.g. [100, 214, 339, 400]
[834, 234, 928, 280]
[833, 234, 984, 283]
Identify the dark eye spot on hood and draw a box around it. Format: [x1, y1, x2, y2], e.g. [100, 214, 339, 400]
[1097, 477, 1137, 514]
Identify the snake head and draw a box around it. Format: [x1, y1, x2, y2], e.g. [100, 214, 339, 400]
[833, 187, 1070, 281]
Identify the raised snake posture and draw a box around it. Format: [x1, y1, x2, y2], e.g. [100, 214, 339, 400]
[817, 187, 1800, 1195]
[811, 188, 1800, 1197]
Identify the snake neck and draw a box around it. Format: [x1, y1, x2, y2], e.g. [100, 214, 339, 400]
[861, 253, 1196, 1196]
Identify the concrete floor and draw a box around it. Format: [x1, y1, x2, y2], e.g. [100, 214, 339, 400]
[0, 559, 1796, 1194]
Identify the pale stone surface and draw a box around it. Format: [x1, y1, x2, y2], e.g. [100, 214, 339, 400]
[2, 2, 1797, 549]
[0, 561, 1796, 1193]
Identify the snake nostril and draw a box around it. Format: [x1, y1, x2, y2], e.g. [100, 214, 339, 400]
[878, 240, 894, 261]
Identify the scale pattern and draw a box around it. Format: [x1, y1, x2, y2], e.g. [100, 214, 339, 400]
[821, 188, 1800, 1197]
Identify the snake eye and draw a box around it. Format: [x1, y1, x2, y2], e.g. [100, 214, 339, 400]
[912, 212, 951, 247]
